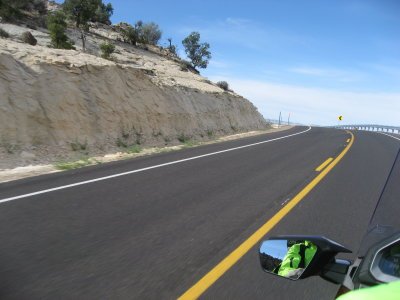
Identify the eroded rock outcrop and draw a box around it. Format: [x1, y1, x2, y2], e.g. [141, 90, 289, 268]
[0, 38, 267, 152]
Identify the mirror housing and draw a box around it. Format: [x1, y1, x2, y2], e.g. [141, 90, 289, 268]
[355, 231, 400, 287]
[259, 235, 351, 280]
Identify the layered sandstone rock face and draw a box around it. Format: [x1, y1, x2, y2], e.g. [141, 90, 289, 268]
[0, 21, 267, 167]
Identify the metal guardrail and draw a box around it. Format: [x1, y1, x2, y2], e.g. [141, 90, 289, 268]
[266, 119, 400, 133]
[334, 124, 400, 134]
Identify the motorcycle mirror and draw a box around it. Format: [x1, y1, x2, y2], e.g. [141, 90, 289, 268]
[259, 239, 318, 280]
[259, 236, 351, 281]
[372, 239, 400, 280]
[357, 232, 400, 285]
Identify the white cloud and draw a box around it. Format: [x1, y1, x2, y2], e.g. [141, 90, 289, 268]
[210, 77, 400, 126]
[208, 60, 230, 69]
[289, 67, 365, 83]
[206, 58, 242, 71]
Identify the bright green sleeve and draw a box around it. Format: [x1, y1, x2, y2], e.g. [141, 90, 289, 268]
[337, 281, 400, 300]
[278, 244, 301, 276]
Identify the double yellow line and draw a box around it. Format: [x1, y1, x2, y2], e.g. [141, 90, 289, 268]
[178, 131, 354, 300]
[315, 157, 334, 172]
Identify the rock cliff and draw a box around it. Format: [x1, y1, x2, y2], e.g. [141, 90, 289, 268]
[0, 21, 268, 167]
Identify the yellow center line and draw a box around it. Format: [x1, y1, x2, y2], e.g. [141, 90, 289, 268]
[315, 157, 333, 172]
[178, 131, 354, 300]
[346, 138, 350, 143]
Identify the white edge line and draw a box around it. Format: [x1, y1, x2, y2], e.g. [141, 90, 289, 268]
[0, 126, 312, 204]
[379, 132, 400, 141]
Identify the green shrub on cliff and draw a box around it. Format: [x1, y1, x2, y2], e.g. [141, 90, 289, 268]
[100, 42, 115, 59]
[47, 12, 75, 50]
[217, 81, 229, 91]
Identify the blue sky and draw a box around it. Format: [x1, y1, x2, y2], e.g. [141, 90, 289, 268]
[260, 239, 287, 260]
[58, 0, 400, 126]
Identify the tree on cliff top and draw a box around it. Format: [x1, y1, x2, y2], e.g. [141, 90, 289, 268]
[62, 0, 113, 50]
[119, 21, 142, 46]
[63, 0, 113, 27]
[141, 22, 162, 45]
[120, 21, 162, 46]
[182, 32, 211, 70]
[92, 2, 113, 24]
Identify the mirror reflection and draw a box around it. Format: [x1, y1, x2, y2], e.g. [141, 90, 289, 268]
[259, 239, 318, 279]
[378, 240, 400, 278]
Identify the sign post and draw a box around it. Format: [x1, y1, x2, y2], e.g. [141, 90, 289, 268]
[278, 111, 282, 128]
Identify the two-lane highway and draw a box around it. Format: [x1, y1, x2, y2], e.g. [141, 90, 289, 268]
[0, 126, 398, 299]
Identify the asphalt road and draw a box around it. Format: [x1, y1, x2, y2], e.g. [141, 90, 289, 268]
[0, 126, 399, 300]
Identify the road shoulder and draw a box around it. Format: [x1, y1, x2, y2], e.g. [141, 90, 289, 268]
[0, 126, 293, 183]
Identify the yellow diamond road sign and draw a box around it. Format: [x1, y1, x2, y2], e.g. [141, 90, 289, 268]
[338, 116, 343, 121]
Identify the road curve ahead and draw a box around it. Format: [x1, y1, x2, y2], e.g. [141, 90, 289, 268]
[0, 127, 398, 300]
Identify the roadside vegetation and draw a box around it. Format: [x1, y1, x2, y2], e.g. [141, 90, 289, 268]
[54, 157, 99, 170]
[51, 127, 280, 171]
[126, 145, 142, 153]
[181, 141, 200, 149]
[177, 134, 191, 143]
[69, 140, 87, 151]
